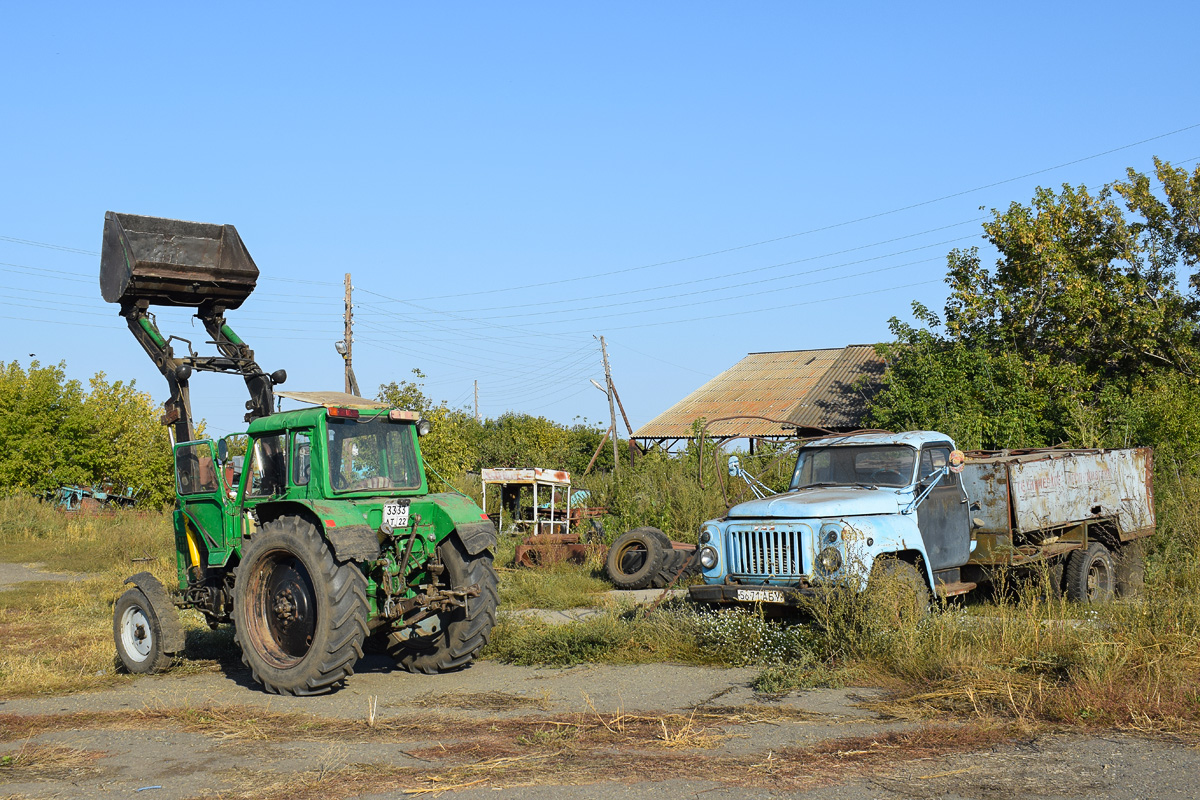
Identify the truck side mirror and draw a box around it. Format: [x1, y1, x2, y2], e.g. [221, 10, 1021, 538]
[727, 455, 740, 477]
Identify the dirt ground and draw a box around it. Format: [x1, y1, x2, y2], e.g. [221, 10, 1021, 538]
[2, 567, 1198, 799]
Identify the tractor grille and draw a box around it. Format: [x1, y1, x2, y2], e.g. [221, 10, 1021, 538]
[727, 524, 810, 578]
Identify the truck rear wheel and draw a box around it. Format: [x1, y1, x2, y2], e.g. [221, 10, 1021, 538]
[233, 515, 369, 695]
[606, 528, 668, 590]
[1065, 542, 1115, 603]
[388, 535, 498, 674]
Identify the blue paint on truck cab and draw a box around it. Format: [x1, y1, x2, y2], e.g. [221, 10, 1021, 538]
[691, 430, 973, 606]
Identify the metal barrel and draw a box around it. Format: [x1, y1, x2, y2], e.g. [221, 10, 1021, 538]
[100, 212, 259, 308]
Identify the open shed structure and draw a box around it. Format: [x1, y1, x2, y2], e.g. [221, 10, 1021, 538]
[631, 345, 886, 451]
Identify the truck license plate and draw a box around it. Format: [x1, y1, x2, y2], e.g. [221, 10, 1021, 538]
[735, 588, 785, 604]
[383, 501, 410, 529]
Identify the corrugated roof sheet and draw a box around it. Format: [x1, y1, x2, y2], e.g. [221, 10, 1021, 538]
[632, 345, 885, 439]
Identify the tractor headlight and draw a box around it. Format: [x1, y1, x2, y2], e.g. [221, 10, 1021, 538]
[417, 418, 433, 437]
[816, 546, 843, 575]
[699, 546, 718, 569]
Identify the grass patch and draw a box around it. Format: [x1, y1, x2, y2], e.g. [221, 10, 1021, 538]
[0, 495, 238, 698]
[0, 742, 106, 780]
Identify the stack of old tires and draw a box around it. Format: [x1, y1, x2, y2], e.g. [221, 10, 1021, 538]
[605, 527, 699, 590]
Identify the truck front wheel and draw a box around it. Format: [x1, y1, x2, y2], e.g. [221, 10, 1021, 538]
[233, 516, 369, 695]
[1065, 542, 1115, 603]
[388, 535, 499, 674]
[867, 558, 931, 625]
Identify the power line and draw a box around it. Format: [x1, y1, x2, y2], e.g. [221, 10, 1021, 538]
[391, 123, 1200, 302]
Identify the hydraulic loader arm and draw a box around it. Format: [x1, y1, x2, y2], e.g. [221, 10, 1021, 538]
[101, 212, 285, 443]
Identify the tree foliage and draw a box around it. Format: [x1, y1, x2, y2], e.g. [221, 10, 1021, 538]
[376, 370, 613, 483]
[0, 361, 174, 506]
[870, 158, 1200, 466]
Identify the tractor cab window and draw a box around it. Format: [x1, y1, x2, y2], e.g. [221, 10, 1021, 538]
[791, 444, 917, 489]
[293, 432, 312, 486]
[176, 442, 219, 495]
[246, 434, 287, 497]
[327, 417, 421, 492]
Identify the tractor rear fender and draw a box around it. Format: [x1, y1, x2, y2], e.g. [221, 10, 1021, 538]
[123, 572, 186, 655]
[257, 501, 381, 563]
[425, 492, 497, 555]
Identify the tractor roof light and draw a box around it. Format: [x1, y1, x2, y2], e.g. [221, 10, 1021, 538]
[417, 418, 433, 437]
[388, 409, 420, 421]
[327, 407, 360, 419]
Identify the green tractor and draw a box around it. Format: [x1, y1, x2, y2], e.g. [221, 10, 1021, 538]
[101, 212, 498, 695]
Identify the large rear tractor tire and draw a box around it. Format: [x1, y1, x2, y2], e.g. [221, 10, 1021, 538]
[233, 515, 369, 695]
[113, 587, 179, 674]
[388, 535, 499, 674]
[606, 527, 669, 590]
[1065, 542, 1116, 603]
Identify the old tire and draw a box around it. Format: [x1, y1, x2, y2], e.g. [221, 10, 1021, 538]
[388, 535, 499, 674]
[867, 558, 931, 626]
[233, 515, 369, 695]
[1065, 542, 1115, 603]
[113, 587, 176, 674]
[606, 528, 668, 590]
[1113, 539, 1146, 598]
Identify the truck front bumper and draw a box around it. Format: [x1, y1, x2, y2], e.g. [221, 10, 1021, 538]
[688, 582, 816, 607]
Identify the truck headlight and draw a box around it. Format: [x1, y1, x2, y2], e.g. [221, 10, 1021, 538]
[699, 525, 716, 544]
[816, 546, 842, 575]
[699, 546, 718, 569]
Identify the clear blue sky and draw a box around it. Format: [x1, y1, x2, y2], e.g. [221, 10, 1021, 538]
[3, 2, 1199, 439]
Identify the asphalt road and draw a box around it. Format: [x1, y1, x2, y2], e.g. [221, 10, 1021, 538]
[2, 657, 1198, 800]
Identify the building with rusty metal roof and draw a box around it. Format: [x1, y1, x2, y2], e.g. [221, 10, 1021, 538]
[631, 345, 886, 449]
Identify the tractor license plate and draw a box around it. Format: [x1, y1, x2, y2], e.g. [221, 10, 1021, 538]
[383, 501, 410, 529]
[736, 588, 785, 604]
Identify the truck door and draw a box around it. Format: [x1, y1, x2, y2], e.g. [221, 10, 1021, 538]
[916, 443, 970, 571]
[174, 440, 232, 565]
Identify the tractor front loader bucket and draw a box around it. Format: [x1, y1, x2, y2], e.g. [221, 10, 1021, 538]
[99, 211, 280, 444]
[100, 212, 258, 310]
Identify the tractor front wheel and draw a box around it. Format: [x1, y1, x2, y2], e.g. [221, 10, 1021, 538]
[113, 587, 176, 674]
[387, 535, 498, 674]
[233, 515, 369, 695]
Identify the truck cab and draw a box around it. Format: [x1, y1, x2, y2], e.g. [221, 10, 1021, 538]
[690, 431, 974, 607]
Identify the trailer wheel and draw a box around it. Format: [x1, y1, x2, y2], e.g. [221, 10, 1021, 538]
[233, 515, 369, 695]
[867, 558, 931, 626]
[113, 587, 176, 674]
[606, 528, 668, 590]
[389, 534, 499, 674]
[1065, 542, 1115, 603]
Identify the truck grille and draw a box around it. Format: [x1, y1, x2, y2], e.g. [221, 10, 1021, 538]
[728, 525, 808, 578]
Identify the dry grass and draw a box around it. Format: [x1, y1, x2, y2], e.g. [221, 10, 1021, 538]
[0, 741, 106, 780]
[184, 720, 1014, 800]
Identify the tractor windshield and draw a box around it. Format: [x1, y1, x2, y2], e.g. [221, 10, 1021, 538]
[327, 417, 422, 492]
[790, 444, 917, 489]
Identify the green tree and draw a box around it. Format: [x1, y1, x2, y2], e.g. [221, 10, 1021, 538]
[869, 158, 1200, 456]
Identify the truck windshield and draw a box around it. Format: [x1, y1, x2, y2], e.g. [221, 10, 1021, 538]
[327, 418, 422, 492]
[791, 444, 917, 489]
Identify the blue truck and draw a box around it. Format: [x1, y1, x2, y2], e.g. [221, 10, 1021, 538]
[689, 431, 1154, 608]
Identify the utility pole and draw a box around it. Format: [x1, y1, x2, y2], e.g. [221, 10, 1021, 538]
[342, 273, 360, 396]
[474, 379, 480, 422]
[599, 335, 619, 473]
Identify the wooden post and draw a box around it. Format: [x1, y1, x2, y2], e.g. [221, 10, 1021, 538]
[343, 273, 360, 396]
[584, 426, 613, 475]
[599, 336, 619, 473]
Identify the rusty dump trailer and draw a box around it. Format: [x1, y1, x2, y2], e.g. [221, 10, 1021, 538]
[961, 447, 1154, 591]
